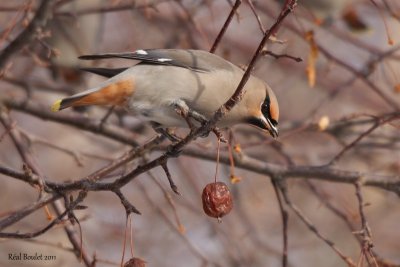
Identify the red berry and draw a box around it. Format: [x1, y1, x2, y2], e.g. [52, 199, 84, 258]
[123, 257, 146, 267]
[202, 182, 233, 220]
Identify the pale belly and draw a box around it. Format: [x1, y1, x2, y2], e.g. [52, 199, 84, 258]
[129, 100, 189, 127]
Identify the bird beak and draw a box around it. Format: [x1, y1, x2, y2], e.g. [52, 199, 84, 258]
[260, 116, 279, 138]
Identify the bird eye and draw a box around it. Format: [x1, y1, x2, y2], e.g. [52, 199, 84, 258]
[261, 97, 271, 118]
[261, 96, 278, 126]
[261, 104, 269, 114]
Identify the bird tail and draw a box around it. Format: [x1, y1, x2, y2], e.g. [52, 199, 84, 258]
[51, 80, 134, 112]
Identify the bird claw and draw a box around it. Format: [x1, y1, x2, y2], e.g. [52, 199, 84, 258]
[172, 100, 208, 130]
[151, 122, 181, 143]
[172, 100, 227, 142]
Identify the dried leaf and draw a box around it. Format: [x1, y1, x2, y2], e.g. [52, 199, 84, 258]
[342, 8, 369, 31]
[178, 224, 186, 234]
[370, 0, 394, 45]
[305, 31, 318, 88]
[233, 144, 242, 153]
[394, 84, 400, 93]
[44, 205, 54, 221]
[318, 116, 330, 131]
[314, 18, 324, 26]
[230, 174, 242, 184]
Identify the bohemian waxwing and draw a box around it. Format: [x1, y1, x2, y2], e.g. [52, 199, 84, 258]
[51, 49, 279, 138]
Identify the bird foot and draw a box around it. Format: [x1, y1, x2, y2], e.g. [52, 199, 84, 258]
[172, 99, 208, 131]
[151, 122, 182, 143]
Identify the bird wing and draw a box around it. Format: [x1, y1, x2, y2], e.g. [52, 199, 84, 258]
[79, 67, 128, 78]
[79, 49, 235, 73]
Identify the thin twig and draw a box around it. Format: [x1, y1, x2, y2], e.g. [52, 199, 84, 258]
[0, 112, 93, 267]
[262, 50, 303, 62]
[210, 0, 242, 53]
[0, 0, 54, 70]
[278, 182, 356, 267]
[354, 182, 378, 267]
[3, 99, 139, 147]
[137, 182, 214, 266]
[271, 179, 288, 267]
[148, 170, 185, 234]
[114, 189, 141, 215]
[161, 161, 180, 195]
[328, 114, 400, 165]
[0, 191, 87, 239]
[0, 194, 58, 230]
[245, 0, 265, 33]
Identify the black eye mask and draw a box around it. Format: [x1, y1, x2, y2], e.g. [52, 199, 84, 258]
[261, 96, 278, 126]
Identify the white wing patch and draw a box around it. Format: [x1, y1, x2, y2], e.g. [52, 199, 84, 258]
[157, 58, 172, 62]
[135, 49, 148, 55]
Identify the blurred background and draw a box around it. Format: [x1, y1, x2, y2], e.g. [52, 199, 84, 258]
[0, 0, 400, 266]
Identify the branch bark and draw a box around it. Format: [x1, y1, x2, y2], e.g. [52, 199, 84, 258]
[0, 0, 54, 70]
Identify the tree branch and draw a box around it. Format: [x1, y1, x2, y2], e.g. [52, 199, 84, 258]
[0, 0, 54, 70]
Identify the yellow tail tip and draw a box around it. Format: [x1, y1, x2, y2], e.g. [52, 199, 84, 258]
[51, 100, 62, 112]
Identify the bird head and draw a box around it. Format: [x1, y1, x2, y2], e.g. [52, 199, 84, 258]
[245, 84, 279, 138]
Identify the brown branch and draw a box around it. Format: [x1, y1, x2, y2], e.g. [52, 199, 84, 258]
[161, 161, 180, 195]
[305, 182, 400, 266]
[31, 0, 298, 196]
[2, 141, 400, 197]
[57, 0, 171, 16]
[114, 189, 141, 215]
[271, 179, 289, 267]
[0, 193, 58, 231]
[18, 127, 85, 167]
[0, 5, 28, 12]
[2, 99, 139, 147]
[328, 113, 400, 165]
[176, 146, 400, 196]
[0, 1, 171, 15]
[136, 182, 214, 266]
[262, 50, 303, 62]
[2, 0, 399, 265]
[86, 135, 164, 183]
[0, 190, 86, 239]
[277, 180, 357, 267]
[259, 5, 400, 111]
[0, 135, 164, 230]
[318, 45, 400, 110]
[148, 170, 185, 234]
[1, 1, 299, 200]
[174, 0, 210, 47]
[354, 182, 377, 266]
[382, 0, 400, 22]
[0, 111, 93, 267]
[206, 0, 297, 130]
[3, 76, 75, 95]
[0, 0, 54, 71]
[210, 0, 242, 53]
[245, 0, 265, 33]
